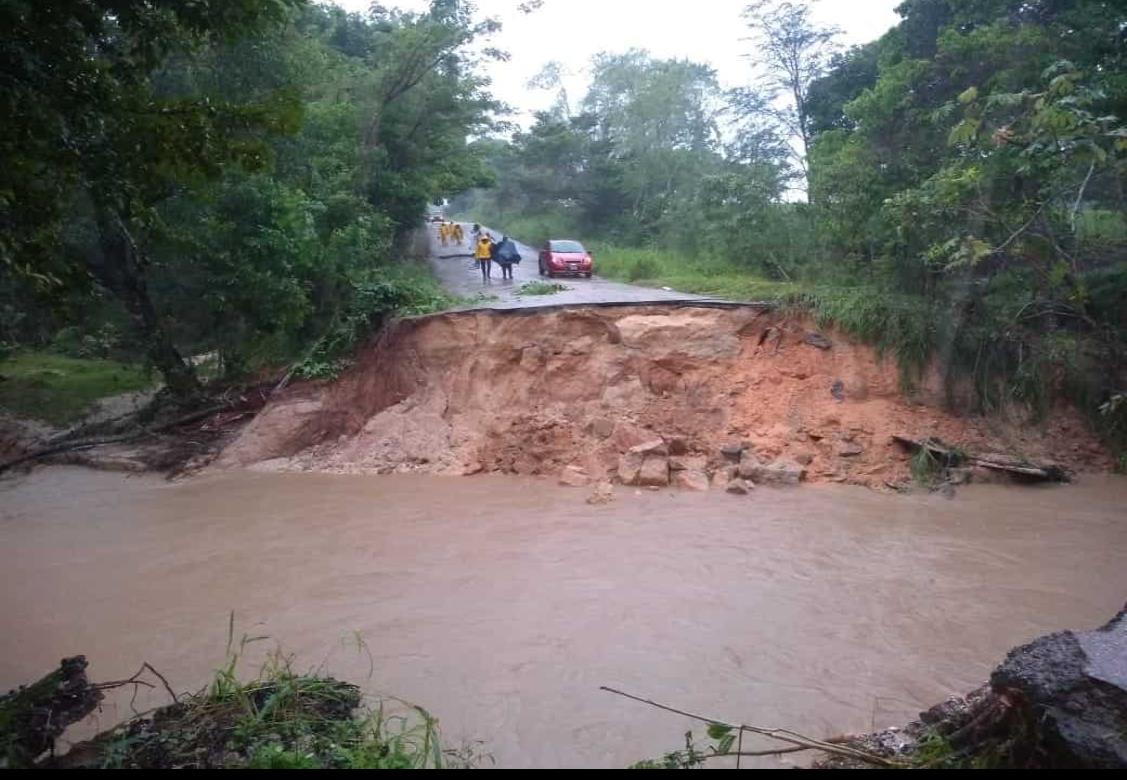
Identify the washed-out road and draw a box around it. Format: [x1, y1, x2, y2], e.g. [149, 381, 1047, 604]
[425, 223, 719, 309]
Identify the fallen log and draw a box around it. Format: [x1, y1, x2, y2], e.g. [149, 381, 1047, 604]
[0, 656, 103, 767]
[969, 454, 1069, 483]
[0, 404, 227, 475]
[891, 434, 1069, 483]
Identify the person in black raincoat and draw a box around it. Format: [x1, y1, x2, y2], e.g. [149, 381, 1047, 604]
[492, 235, 521, 280]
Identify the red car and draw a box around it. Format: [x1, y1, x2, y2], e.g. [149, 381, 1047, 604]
[538, 239, 594, 278]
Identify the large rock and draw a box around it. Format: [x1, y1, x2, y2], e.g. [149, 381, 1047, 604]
[817, 607, 1127, 769]
[669, 454, 707, 472]
[988, 605, 1127, 768]
[741, 457, 805, 485]
[804, 332, 833, 350]
[616, 451, 644, 485]
[737, 450, 760, 479]
[629, 438, 668, 456]
[720, 443, 744, 462]
[673, 468, 709, 491]
[636, 456, 670, 486]
[725, 478, 751, 495]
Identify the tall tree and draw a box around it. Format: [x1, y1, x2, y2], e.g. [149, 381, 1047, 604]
[742, 0, 840, 195]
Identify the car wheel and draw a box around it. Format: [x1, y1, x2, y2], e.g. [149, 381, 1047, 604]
[539, 262, 545, 276]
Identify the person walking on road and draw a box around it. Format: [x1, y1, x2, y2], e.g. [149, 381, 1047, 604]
[438, 222, 449, 247]
[452, 222, 464, 246]
[493, 234, 520, 281]
[474, 234, 494, 282]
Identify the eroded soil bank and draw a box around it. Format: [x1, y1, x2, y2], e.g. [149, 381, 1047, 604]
[217, 304, 1109, 488]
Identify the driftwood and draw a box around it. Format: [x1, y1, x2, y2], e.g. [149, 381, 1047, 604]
[0, 656, 103, 767]
[891, 434, 1069, 483]
[0, 404, 227, 475]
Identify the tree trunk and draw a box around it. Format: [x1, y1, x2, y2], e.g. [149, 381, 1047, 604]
[93, 210, 199, 398]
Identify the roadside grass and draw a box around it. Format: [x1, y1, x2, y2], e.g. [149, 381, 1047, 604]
[518, 281, 569, 296]
[0, 351, 154, 425]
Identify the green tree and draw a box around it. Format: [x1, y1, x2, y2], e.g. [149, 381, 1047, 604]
[1, 0, 304, 395]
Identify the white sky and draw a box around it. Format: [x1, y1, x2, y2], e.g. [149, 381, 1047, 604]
[329, 0, 902, 125]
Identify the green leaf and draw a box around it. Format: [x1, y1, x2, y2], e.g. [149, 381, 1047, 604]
[706, 723, 733, 740]
[948, 118, 980, 145]
[957, 86, 978, 105]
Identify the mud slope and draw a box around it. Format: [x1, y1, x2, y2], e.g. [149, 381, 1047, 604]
[218, 305, 1109, 487]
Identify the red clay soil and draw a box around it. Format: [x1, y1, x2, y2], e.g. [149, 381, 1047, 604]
[215, 305, 1110, 488]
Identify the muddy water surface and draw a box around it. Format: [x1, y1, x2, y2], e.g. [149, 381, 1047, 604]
[2, 468, 1125, 767]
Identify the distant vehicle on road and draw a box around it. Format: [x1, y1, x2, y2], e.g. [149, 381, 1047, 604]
[428, 214, 445, 223]
[538, 240, 593, 278]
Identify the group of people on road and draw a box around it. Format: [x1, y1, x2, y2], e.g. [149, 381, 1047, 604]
[437, 221, 464, 247]
[434, 219, 520, 282]
[473, 225, 520, 282]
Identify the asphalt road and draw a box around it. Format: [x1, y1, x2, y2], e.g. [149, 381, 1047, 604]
[425, 223, 717, 309]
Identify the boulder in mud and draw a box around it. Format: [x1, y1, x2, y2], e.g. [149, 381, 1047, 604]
[616, 451, 644, 485]
[742, 458, 805, 485]
[558, 465, 591, 487]
[637, 456, 670, 487]
[629, 438, 668, 457]
[673, 469, 709, 492]
[720, 443, 743, 462]
[736, 450, 761, 479]
[804, 332, 833, 350]
[725, 478, 751, 495]
[838, 441, 864, 457]
[669, 454, 707, 472]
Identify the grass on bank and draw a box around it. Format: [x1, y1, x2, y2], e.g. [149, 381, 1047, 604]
[89, 626, 486, 769]
[0, 351, 154, 425]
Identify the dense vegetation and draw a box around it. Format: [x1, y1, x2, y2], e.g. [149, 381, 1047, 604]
[454, 0, 1127, 458]
[1, 0, 496, 402]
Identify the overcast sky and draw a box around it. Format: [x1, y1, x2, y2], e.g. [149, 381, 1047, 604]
[330, 0, 902, 125]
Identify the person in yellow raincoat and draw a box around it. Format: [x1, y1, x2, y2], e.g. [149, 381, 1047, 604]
[451, 222, 464, 246]
[474, 234, 493, 282]
[438, 222, 449, 247]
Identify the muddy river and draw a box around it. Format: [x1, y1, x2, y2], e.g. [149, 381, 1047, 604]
[2, 468, 1125, 767]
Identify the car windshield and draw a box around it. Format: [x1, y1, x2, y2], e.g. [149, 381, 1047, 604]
[550, 240, 585, 253]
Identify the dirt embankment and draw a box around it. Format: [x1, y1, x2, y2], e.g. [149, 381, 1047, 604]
[216, 305, 1109, 488]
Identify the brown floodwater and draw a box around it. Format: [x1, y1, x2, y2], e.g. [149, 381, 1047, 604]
[2, 467, 1125, 767]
